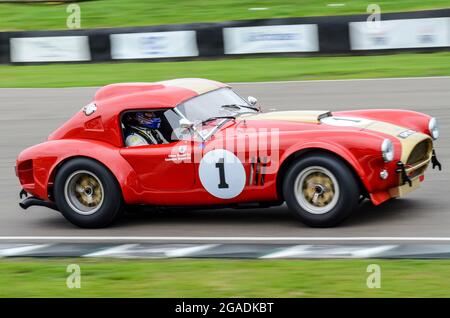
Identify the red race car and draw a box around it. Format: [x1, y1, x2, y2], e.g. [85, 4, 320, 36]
[16, 78, 441, 228]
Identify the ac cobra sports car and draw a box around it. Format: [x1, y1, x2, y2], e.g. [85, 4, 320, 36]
[16, 78, 441, 228]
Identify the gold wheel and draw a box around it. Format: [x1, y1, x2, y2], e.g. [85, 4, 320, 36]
[294, 166, 340, 215]
[64, 170, 104, 215]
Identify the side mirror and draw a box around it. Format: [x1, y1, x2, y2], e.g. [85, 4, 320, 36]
[179, 118, 194, 131]
[247, 96, 258, 106]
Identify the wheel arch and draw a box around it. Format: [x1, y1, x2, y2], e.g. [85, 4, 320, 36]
[276, 147, 369, 201]
[47, 154, 140, 204]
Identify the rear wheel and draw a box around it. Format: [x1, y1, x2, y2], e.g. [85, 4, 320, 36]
[283, 153, 360, 227]
[54, 158, 124, 228]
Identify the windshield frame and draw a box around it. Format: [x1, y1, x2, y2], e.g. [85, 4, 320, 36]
[173, 87, 257, 140]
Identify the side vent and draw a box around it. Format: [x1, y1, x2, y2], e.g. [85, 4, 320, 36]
[84, 116, 104, 131]
[248, 156, 268, 186]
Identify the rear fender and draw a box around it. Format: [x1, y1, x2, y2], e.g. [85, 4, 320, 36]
[17, 139, 141, 203]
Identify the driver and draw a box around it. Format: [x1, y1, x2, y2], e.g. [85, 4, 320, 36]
[124, 112, 169, 147]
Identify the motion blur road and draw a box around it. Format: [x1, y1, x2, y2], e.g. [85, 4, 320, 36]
[0, 77, 449, 243]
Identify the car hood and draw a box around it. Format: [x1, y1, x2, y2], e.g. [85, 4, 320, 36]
[240, 110, 432, 163]
[242, 110, 332, 124]
[241, 110, 410, 134]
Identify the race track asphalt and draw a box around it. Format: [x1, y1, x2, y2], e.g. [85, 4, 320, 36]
[0, 77, 449, 243]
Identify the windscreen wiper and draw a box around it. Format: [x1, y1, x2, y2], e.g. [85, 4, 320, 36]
[201, 116, 236, 125]
[221, 104, 259, 111]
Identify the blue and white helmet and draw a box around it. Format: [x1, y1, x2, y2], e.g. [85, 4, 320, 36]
[135, 112, 161, 129]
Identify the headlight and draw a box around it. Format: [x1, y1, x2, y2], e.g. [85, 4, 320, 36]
[428, 117, 439, 140]
[381, 139, 394, 162]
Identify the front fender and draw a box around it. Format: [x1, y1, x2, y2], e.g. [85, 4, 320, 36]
[276, 129, 400, 195]
[280, 140, 370, 192]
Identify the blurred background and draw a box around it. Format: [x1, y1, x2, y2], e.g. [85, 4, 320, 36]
[0, 0, 449, 298]
[0, 0, 448, 86]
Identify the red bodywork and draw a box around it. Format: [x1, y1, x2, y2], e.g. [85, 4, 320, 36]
[16, 78, 435, 208]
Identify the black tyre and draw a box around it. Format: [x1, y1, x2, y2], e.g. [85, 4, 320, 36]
[282, 153, 360, 227]
[54, 158, 124, 228]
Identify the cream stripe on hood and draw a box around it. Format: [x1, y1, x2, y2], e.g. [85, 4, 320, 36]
[245, 111, 432, 162]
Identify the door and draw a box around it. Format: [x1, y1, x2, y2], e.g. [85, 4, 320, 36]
[120, 140, 195, 192]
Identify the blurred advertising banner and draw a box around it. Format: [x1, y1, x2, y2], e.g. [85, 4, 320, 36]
[10, 36, 91, 62]
[110, 31, 199, 59]
[223, 24, 319, 54]
[350, 17, 450, 50]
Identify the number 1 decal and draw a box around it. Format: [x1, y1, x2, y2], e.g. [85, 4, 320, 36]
[215, 158, 230, 189]
[199, 149, 246, 199]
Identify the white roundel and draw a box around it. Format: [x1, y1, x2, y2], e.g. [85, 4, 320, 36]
[199, 149, 246, 199]
[321, 116, 372, 127]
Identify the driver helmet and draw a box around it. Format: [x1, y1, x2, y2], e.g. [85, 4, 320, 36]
[135, 112, 162, 129]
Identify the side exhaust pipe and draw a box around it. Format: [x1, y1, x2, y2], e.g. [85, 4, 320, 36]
[19, 196, 59, 212]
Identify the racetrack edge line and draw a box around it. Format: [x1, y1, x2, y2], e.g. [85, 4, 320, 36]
[2, 236, 450, 242]
[2, 75, 449, 90]
[230, 76, 450, 85]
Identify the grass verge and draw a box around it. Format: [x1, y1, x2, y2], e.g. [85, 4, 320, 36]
[0, 258, 450, 297]
[0, 0, 448, 31]
[0, 52, 449, 88]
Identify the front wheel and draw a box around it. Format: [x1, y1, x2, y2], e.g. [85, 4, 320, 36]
[283, 153, 360, 227]
[54, 158, 124, 228]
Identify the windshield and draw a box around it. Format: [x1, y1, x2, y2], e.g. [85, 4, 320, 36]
[175, 87, 257, 125]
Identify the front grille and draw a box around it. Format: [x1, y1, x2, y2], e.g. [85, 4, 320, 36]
[407, 139, 432, 166]
[409, 165, 427, 179]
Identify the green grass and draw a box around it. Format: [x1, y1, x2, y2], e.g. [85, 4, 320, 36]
[1, 258, 450, 297]
[0, 0, 448, 31]
[1, 52, 449, 88]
